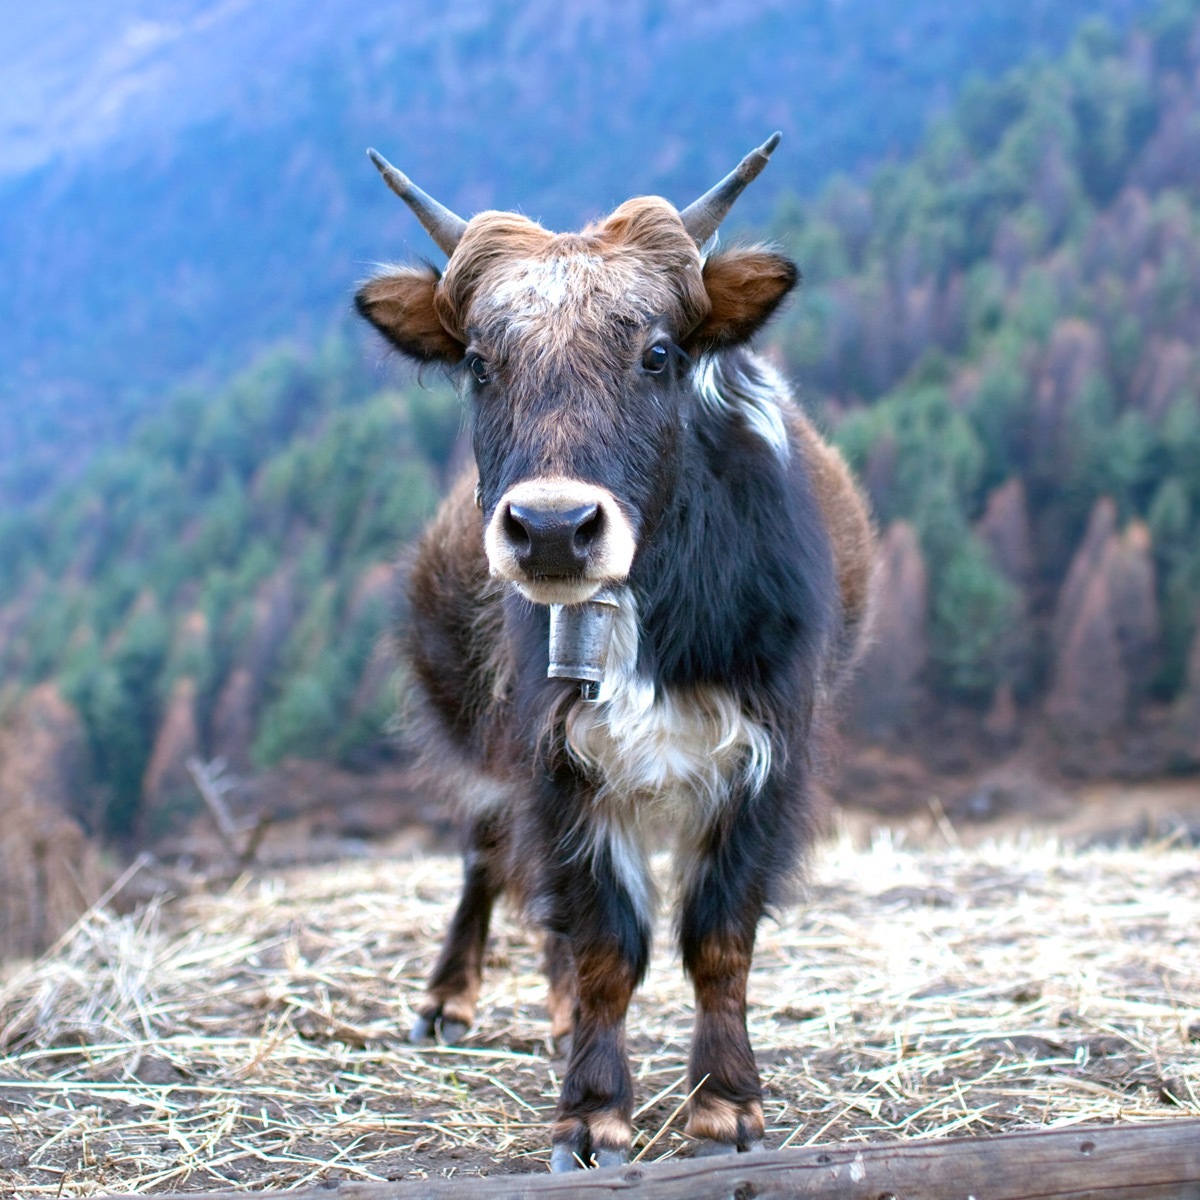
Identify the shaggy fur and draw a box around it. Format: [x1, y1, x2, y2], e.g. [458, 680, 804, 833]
[357, 186, 874, 1168]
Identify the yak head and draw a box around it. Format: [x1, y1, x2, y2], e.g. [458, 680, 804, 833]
[356, 135, 796, 606]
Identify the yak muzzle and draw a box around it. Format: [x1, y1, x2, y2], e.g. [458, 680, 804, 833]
[505, 501, 601, 576]
[484, 478, 636, 606]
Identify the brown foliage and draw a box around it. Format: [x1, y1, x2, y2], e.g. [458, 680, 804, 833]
[1047, 502, 1160, 748]
[977, 479, 1034, 590]
[849, 520, 929, 737]
[211, 667, 255, 772]
[0, 685, 106, 959]
[141, 676, 200, 828]
[1104, 520, 1160, 704]
[1131, 336, 1193, 422]
[1034, 318, 1107, 463]
[1171, 611, 1200, 763]
[1051, 497, 1118, 653]
[212, 565, 299, 765]
[1047, 568, 1128, 743]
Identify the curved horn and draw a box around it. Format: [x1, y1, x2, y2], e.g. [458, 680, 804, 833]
[367, 148, 468, 257]
[679, 132, 782, 246]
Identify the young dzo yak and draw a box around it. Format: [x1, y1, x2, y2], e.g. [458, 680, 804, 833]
[356, 134, 874, 1170]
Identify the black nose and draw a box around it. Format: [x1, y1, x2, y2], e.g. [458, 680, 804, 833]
[504, 502, 603, 576]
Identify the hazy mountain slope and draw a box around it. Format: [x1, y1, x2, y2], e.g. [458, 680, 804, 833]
[5, 4, 1200, 844]
[0, 0, 1155, 502]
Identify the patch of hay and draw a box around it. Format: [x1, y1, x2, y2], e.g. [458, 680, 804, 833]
[0, 830, 1197, 1193]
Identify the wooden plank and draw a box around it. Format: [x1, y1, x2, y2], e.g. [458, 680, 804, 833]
[102, 1119, 1200, 1199]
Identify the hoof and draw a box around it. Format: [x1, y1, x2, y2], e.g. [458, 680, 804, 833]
[551, 1032, 573, 1061]
[550, 1144, 584, 1173]
[692, 1139, 738, 1158]
[592, 1146, 628, 1169]
[409, 1014, 470, 1046]
[439, 1018, 470, 1045]
[550, 1115, 631, 1173]
[549, 1143, 628, 1172]
[691, 1137, 765, 1157]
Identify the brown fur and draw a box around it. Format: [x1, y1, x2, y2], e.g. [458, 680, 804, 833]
[551, 1112, 634, 1159]
[404, 472, 515, 769]
[544, 933, 577, 1046]
[359, 199, 794, 382]
[692, 249, 799, 350]
[685, 1096, 765, 1144]
[573, 941, 640, 1026]
[411, 807, 505, 1033]
[356, 266, 463, 363]
[683, 933, 763, 1146]
[436, 199, 711, 357]
[401, 404, 873, 1156]
[551, 939, 641, 1157]
[789, 409, 876, 673]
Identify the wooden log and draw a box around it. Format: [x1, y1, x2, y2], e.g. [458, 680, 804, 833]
[103, 1119, 1200, 1199]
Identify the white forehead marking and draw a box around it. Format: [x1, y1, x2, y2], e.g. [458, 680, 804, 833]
[489, 254, 606, 315]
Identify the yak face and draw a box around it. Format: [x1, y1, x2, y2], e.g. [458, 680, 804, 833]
[357, 195, 796, 606]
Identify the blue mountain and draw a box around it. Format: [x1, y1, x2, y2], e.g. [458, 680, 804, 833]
[0, 0, 1154, 501]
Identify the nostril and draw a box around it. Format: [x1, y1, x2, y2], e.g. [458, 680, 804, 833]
[504, 505, 532, 554]
[573, 505, 603, 553]
[500, 499, 605, 576]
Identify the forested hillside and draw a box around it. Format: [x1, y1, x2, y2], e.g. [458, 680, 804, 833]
[771, 5, 1200, 772]
[0, 344, 458, 842]
[0, 0, 1154, 505]
[3, 3, 1200, 865]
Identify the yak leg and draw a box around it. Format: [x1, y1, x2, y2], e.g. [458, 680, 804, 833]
[545, 822, 650, 1171]
[680, 917, 763, 1154]
[410, 814, 504, 1045]
[679, 783, 801, 1154]
[550, 936, 643, 1171]
[543, 932, 576, 1058]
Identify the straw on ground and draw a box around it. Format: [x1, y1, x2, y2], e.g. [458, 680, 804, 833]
[0, 828, 1197, 1194]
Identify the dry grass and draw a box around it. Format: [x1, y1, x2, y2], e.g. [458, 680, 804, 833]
[1, 826, 1198, 1194]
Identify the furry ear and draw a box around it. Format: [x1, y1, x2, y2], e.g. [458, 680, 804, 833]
[685, 248, 798, 352]
[355, 265, 464, 364]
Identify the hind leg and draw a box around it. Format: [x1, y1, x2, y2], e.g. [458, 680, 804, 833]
[544, 932, 576, 1057]
[411, 814, 505, 1045]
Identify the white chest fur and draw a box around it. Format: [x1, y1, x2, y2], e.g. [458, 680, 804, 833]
[563, 593, 772, 830]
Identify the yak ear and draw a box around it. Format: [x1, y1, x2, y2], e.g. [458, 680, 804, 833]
[685, 248, 798, 352]
[355, 265, 464, 364]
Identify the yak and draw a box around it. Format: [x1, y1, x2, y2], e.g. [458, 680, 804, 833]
[355, 134, 874, 1171]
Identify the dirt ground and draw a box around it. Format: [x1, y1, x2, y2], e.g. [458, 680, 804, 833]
[834, 746, 1200, 847]
[1, 779, 1198, 1195]
[148, 748, 1200, 877]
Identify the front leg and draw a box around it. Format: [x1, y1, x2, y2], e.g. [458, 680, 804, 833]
[538, 810, 651, 1171]
[679, 773, 804, 1153]
[550, 935, 642, 1170]
[680, 920, 763, 1153]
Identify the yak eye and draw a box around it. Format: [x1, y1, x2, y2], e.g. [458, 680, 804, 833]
[468, 355, 489, 385]
[642, 344, 669, 374]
